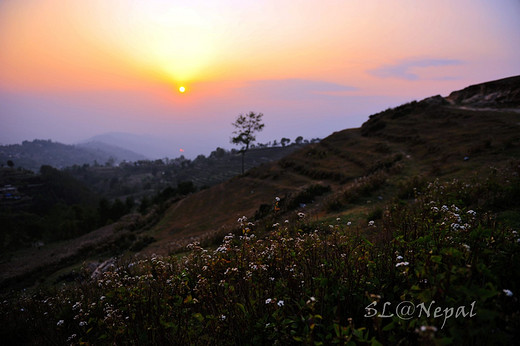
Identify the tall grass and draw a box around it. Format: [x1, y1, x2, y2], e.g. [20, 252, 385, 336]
[1, 166, 519, 345]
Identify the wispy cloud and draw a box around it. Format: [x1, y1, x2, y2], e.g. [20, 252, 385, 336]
[243, 79, 357, 99]
[368, 58, 464, 80]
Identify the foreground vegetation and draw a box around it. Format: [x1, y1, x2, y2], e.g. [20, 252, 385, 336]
[1, 164, 519, 345]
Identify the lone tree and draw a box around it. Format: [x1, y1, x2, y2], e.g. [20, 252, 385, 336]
[231, 111, 265, 174]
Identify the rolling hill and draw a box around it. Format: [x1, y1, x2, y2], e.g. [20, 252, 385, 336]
[1, 76, 519, 345]
[143, 76, 520, 254]
[1, 75, 519, 290]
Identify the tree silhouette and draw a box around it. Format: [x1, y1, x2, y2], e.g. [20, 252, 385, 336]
[231, 112, 265, 174]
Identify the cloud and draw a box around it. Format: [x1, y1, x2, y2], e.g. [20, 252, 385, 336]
[368, 58, 464, 80]
[242, 79, 357, 100]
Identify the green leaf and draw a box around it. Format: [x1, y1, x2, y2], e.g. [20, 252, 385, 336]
[382, 321, 395, 331]
[192, 313, 204, 322]
[371, 337, 384, 346]
[431, 255, 442, 263]
[236, 303, 246, 314]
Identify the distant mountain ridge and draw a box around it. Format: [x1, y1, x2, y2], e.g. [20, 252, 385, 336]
[77, 140, 148, 162]
[81, 132, 176, 159]
[0, 139, 147, 172]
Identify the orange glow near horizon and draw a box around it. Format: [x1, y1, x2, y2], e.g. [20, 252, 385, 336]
[3, 0, 516, 96]
[1, 0, 519, 153]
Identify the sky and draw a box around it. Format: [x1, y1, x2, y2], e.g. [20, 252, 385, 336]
[1, 0, 519, 159]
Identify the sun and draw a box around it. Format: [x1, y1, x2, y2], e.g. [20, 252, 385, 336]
[179, 86, 186, 93]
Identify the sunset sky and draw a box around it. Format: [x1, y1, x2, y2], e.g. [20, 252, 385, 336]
[1, 0, 519, 158]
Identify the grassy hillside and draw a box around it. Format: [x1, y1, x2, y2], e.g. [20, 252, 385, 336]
[143, 86, 520, 254]
[1, 76, 519, 344]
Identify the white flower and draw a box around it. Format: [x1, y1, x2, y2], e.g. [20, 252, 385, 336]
[419, 325, 437, 333]
[306, 297, 316, 304]
[467, 210, 477, 216]
[57, 320, 64, 326]
[396, 255, 404, 261]
[396, 261, 409, 267]
[347, 221, 352, 226]
[275, 197, 280, 202]
[368, 220, 375, 227]
[79, 321, 88, 327]
[265, 298, 272, 304]
[277, 300, 284, 307]
[503, 289, 513, 297]
[220, 315, 226, 321]
[298, 212, 305, 218]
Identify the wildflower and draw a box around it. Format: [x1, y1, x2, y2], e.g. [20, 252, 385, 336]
[467, 210, 477, 216]
[220, 315, 226, 321]
[420, 325, 437, 332]
[462, 244, 471, 251]
[396, 255, 403, 260]
[368, 220, 375, 227]
[57, 320, 64, 326]
[277, 300, 284, 307]
[284, 219, 289, 223]
[347, 221, 352, 226]
[336, 217, 341, 221]
[72, 302, 81, 310]
[272, 223, 280, 227]
[306, 297, 316, 304]
[503, 289, 513, 297]
[298, 212, 305, 218]
[396, 262, 409, 267]
[416, 325, 438, 337]
[275, 197, 280, 202]
[265, 298, 272, 304]
[79, 321, 88, 327]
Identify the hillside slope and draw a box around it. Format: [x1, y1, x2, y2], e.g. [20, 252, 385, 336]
[144, 76, 520, 254]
